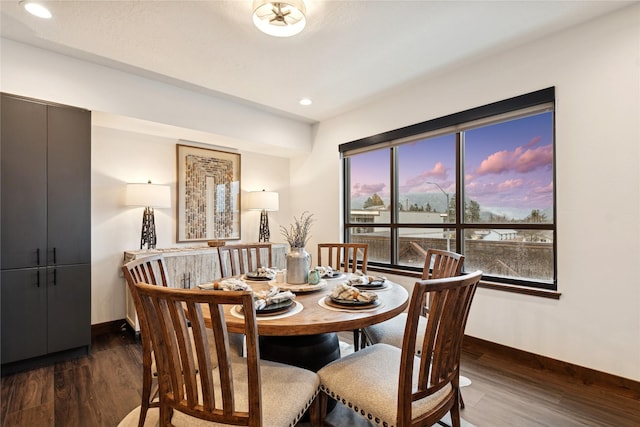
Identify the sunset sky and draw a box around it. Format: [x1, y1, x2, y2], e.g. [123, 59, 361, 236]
[350, 112, 554, 219]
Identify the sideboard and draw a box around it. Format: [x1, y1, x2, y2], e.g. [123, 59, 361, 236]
[123, 244, 286, 333]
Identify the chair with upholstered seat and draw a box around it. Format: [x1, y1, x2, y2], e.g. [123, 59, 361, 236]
[119, 283, 321, 427]
[364, 249, 464, 354]
[122, 254, 243, 427]
[318, 243, 369, 350]
[317, 243, 368, 274]
[217, 243, 273, 278]
[317, 270, 482, 427]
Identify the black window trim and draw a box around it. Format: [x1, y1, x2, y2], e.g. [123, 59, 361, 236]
[340, 87, 557, 293]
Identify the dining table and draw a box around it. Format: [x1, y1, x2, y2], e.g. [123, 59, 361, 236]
[200, 273, 409, 372]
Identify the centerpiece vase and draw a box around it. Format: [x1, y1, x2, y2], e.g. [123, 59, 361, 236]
[286, 247, 311, 284]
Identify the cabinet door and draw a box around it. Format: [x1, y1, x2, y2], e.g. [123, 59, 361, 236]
[47, 105, 91, 266]
[1, 95, 48, 269]
[47, 264, 91, 354]
[1, 269, 48, 364]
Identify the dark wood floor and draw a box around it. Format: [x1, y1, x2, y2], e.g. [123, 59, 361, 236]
[2, 329, 639, 427]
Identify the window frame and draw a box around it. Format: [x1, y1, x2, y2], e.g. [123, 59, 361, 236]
[340, 87, 557, 292]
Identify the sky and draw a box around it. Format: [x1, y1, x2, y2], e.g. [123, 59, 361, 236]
[350, 112, 554, 219]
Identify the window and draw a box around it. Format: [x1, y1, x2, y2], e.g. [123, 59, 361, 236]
[341, 88, 556, 291]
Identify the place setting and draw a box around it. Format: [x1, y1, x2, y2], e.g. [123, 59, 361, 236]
[198, 277, 302, 320]
[347, 272, 390, 291]
[319, 282, 383, 312]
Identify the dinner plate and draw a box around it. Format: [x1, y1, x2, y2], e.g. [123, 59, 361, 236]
[244, 273, 275, 281]
[325, 296, 381, 310]
[278, 280, 327, 293]
[353, 280, 388, 290]
[323, 272, 345, 280]
[240, 299, 294, 316]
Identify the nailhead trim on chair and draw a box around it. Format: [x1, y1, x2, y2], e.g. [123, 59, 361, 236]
[289, 388, 320, 427]
[321, 385, 393, 427]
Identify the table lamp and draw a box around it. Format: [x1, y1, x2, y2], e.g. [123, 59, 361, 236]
[126, 181, 171, 249]
[246, 189, 279, 242]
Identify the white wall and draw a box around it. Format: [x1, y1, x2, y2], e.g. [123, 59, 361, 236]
[91, 126, 291, 325]
[296, 5, 640, 381]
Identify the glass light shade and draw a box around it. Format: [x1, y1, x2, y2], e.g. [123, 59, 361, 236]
[252, 0, 306, 37]
[246, 190, 279, 212]
[125, 183, 171, 208]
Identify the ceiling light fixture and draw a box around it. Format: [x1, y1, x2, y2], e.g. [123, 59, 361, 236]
[20, 1, 52, 19]
[252, 0, 306, 37]
[299, 98, 312, 106]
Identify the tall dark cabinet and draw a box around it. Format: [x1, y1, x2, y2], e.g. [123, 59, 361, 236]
[1, 93, 91, 370]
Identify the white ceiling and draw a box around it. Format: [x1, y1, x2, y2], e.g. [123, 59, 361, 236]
[0, 0, 635, 123]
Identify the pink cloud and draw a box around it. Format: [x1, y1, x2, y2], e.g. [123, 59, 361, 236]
[405, 162, 448, 186]
[351, 182, 386, 198]
[497, 179, 524, 191]
[475, 139, 552, 176]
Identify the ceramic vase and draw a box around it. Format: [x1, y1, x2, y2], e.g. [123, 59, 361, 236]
[286, 247, 311, 284]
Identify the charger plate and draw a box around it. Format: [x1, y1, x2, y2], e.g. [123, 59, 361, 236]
[278, 279, 327, 293]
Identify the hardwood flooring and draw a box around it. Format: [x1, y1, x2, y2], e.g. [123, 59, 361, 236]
[2, 330, 639, 427]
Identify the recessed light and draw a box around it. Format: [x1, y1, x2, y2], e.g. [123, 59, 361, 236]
[21, 1, 52, 19]
[299, 98, 312, 106]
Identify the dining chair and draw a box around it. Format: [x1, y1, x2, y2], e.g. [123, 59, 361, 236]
[317, 270, 482, 427]
[119, 283, 321, 427]
[317, 243, 369, 350]
[364, 249, 464, 354]
[217, 243, 273, 278]
[317, 243, 368, 274]
[121, 255, 170, 427]
[122, 254, 243, 427]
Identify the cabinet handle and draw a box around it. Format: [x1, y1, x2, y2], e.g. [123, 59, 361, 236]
[37, 248, 40, 265]
[37, 270, 40, 288]
[188, 272, 191, 289]
[53, 269, 57, 286]
[53, 247, 57, 264]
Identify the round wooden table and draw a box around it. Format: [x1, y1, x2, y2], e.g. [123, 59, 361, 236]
[218, 280, 409, 336]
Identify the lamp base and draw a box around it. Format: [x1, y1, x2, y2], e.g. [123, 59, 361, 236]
[140, 207, 157, 249]
[258, 210, 270, 242]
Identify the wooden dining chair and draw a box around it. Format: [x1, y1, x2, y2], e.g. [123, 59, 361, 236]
[121, 255, 170, 427]
[364, 249, 465, 354]
[317, 243, 368, 274]
[317, 270, 482, 427]
[119, 283, 321, 427]
[122, 254, 244, 427]
[318, 243, 369, 350]
[217, 243, 273, 277]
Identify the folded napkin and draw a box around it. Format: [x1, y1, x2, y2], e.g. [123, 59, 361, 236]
[250, 267, 276, 279]
[348, 272, 386, 286]
[330, 283, 378, 303]
[253, 287, 296, 311]
[315, 266, 335, 278]
[211, 278, 250, 291]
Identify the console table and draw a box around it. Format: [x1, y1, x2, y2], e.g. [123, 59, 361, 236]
[123, 244, 286, 333]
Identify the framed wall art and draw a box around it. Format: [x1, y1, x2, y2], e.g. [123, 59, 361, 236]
[177, 144, 241, 242]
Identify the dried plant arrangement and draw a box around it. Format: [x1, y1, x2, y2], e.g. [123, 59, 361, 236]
[280, 211, 314, 248]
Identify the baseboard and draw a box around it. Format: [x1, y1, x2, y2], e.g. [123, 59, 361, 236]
[462, 335, 640, 400]
[91, 319, 128, 337]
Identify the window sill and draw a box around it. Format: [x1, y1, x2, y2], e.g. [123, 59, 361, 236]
[368, 266, 561, 299]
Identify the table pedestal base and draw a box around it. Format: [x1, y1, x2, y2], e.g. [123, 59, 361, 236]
[259, 333, 340, 416]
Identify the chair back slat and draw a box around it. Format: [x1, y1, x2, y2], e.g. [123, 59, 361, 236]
[217, 244, 273, 278]
[132, 283, 261, 426]
[397, 270, 482, 425]
[317, 243, 368, 273]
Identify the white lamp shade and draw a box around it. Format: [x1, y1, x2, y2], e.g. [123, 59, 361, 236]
[246, 190, 279, 211]
[125, 183, 171, 208]
[252, 0, 306, 37]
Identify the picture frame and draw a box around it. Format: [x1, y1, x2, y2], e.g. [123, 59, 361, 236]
[177, 144, 241, 242]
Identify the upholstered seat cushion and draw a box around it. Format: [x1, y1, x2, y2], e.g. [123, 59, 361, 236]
[365, 314, 428, 355]
[318, 343, 450, 426]
[119, 358, 319, 427]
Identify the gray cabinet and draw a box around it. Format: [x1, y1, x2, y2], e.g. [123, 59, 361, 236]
[1, 94, 91, 367]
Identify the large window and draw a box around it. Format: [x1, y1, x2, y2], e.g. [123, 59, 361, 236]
[341, 88, 556, 291]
